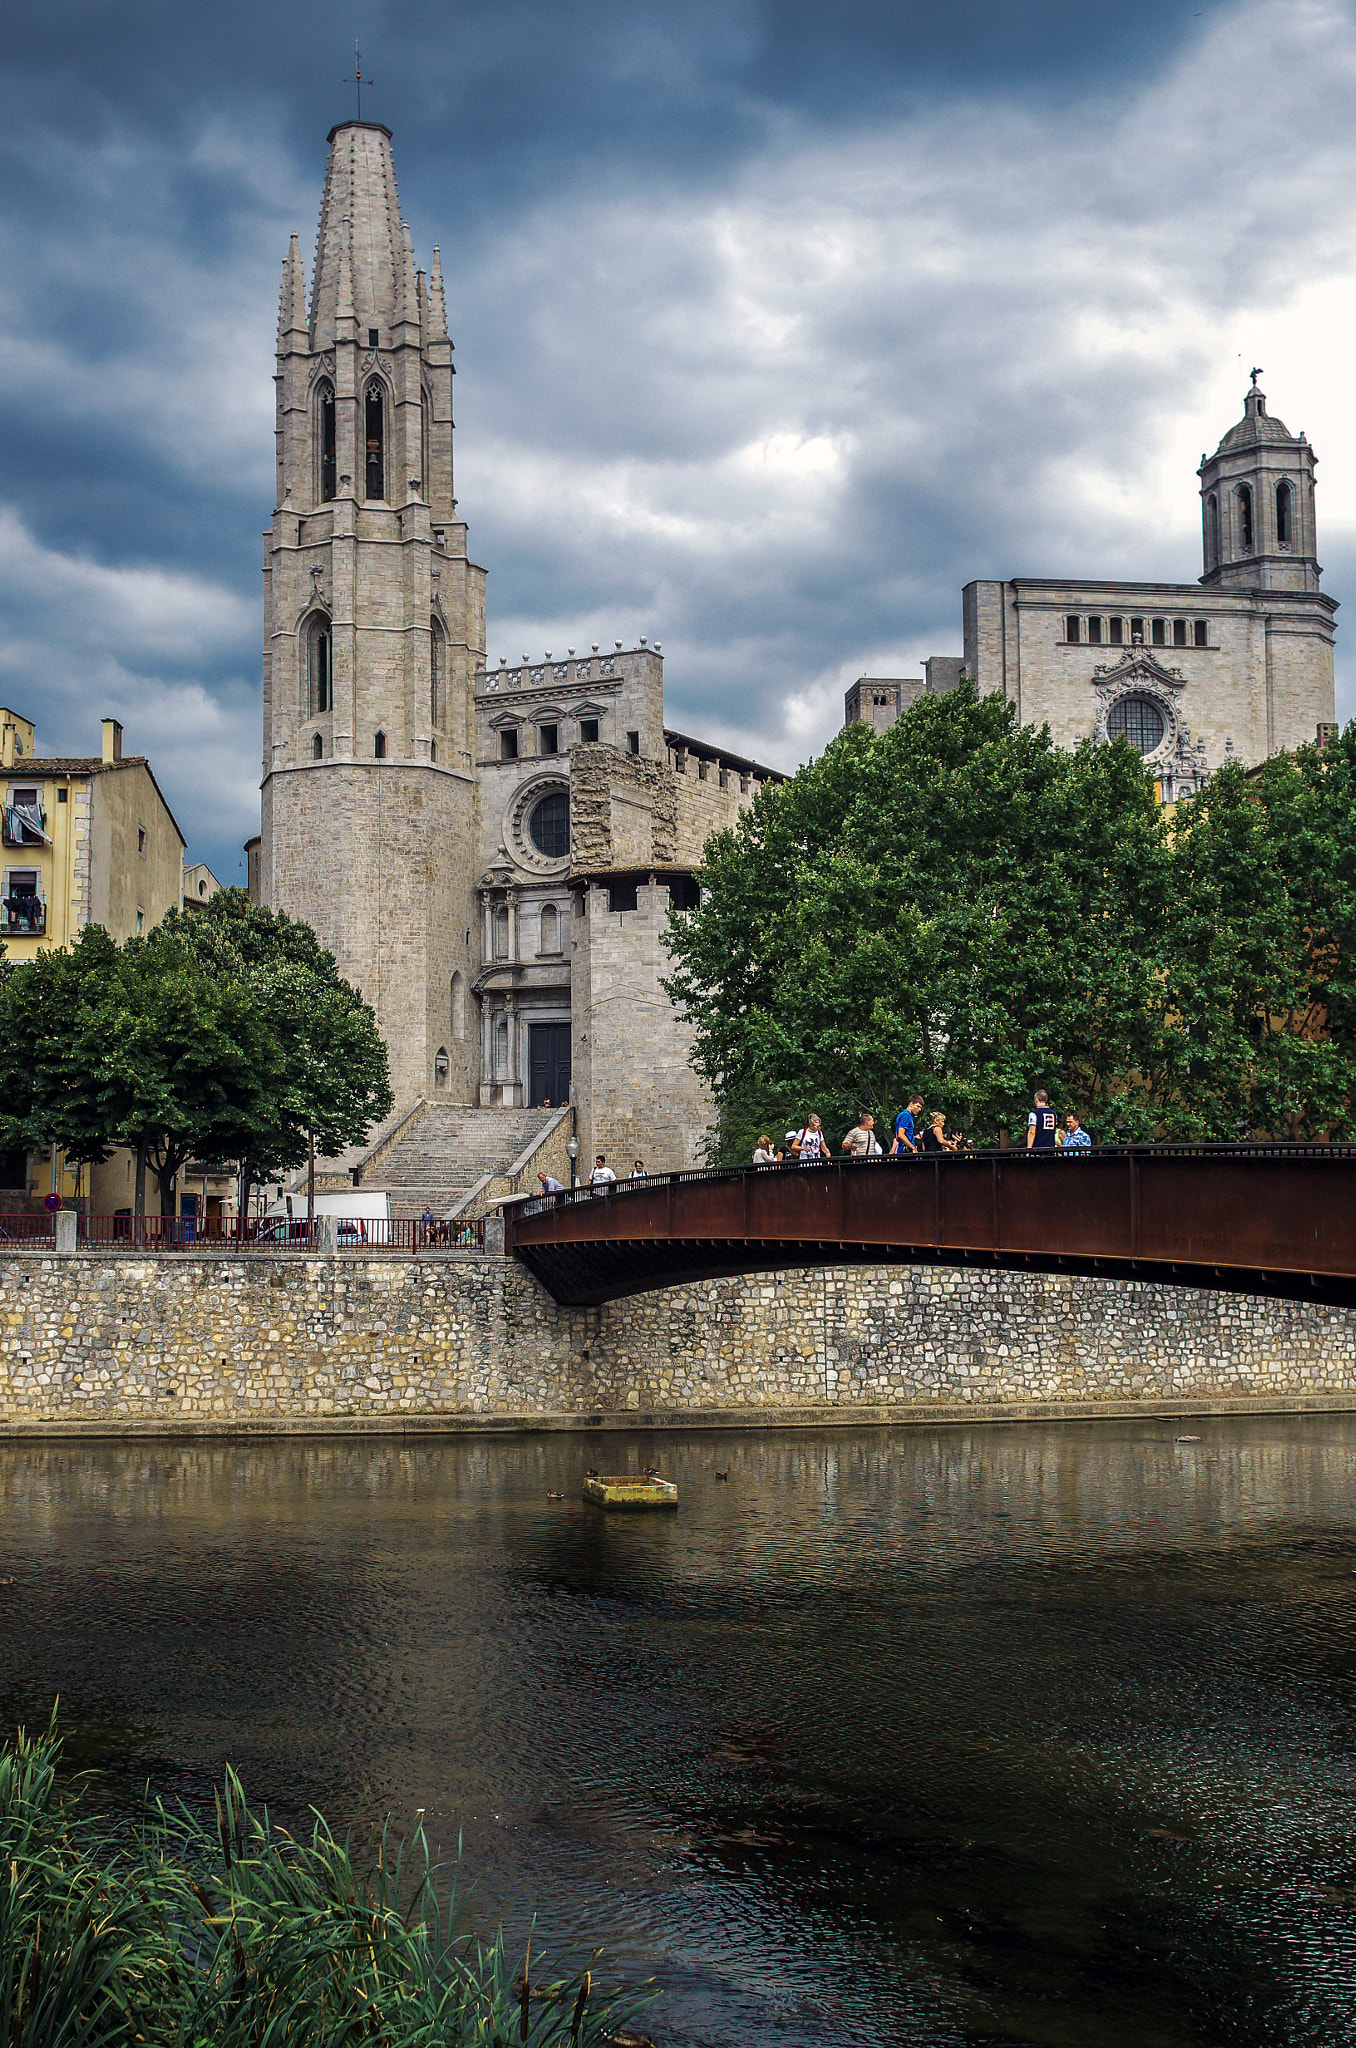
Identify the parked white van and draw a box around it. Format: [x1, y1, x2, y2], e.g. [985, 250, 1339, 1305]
[261, 1190, 392, 1245]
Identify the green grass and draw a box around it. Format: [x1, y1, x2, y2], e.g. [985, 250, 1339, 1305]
[0, 1717, 652, 2047]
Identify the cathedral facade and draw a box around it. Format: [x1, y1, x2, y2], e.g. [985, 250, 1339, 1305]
[849, 380, 1338, 794]
[257, 121, 776, 1165]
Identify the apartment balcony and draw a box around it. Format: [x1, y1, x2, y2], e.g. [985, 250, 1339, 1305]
[2, 903, 46, 936]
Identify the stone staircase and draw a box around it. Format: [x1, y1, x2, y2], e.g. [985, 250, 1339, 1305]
[361, 1104, 560, 1219]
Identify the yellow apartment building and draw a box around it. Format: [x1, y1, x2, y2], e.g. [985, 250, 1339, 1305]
[0, 707, 186, 1211]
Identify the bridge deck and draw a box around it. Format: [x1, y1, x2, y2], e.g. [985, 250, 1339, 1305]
[503, 1147, 1356, 1308]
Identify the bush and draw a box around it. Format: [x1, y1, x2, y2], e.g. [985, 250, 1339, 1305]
[0, 1717, 650, 2048]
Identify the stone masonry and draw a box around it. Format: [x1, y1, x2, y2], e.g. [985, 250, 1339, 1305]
[2, 1254, 1354, 1428]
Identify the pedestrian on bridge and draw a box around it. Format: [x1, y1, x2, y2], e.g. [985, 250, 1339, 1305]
[916, 1112, 958, 1154]
[891, 1096, 924, 1156]
[752, 1137, 780, 1165]
[589, 1156, 616, 1191]
[1027, 1090, 1059, 1150]
[1063, 1113, 1091, 1151]
[789, 1115, 829, 1162]
[841, 1114, 882, 1156]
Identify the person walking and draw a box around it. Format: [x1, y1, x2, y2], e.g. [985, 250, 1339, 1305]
[789, 1114, 828, 1162]
[589, 1155, 616, 1191]
[892, 1095, 924, 1156]
[1026, 1089, 1058, 1150]
[840, 1113, 882, 1156]
[629, 1159, 648, 1179]
[1063, 1112, 1091, 1151]
[752, 1136, 780, 1164]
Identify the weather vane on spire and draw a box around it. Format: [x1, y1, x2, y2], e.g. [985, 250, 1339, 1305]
[345, 42, 372, 121]
[1250, 366, 1264, 388]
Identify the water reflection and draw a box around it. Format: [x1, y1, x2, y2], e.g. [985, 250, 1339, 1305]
[2, 1418, 1356, 2045]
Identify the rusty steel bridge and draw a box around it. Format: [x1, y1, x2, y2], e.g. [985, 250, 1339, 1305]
[503, 1146, 1356, 1308]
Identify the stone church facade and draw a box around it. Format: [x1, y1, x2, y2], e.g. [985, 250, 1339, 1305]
[257, 121, 778, 1168]
[849, 379, 1338, 797]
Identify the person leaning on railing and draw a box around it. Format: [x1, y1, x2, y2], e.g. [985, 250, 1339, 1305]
[915, 1112, 958, 1154]
[752, 1136, 781, 1165]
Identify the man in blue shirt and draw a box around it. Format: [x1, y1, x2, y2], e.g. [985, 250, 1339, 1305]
[892, 1095, 924, 1155]
[1063, 1113, 1091, 1151]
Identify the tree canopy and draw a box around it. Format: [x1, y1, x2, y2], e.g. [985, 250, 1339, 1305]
[663, 684, 1356, 1157]
[0, 891, 392, 1212]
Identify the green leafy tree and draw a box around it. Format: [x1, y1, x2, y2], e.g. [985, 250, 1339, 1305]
[1166, 731, 1356, 1138]
[664, 683, 1178, 1156]
[0, 929, 281, 1214]
[0, 894, 392, 1216]
[0, 927, 125, 1175]
[154, 890, 393, 1190]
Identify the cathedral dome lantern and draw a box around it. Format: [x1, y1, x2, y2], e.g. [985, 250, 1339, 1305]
[1198, 376, 1320, 594]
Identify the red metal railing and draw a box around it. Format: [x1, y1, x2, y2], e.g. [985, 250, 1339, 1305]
[505, 1144, 1356, 1307]
[0, 1213, 57, 1244]
[0, 1214, 485, 1254]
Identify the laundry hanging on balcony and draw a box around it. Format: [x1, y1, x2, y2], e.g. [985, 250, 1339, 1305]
[2, 893, 44, 931]
[5, 804, 49, 844]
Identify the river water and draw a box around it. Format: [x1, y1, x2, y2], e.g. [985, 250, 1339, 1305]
[2, 1417, 1355, 2046]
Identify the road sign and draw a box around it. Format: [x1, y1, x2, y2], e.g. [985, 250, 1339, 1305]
[43, 1192, 61, 1212]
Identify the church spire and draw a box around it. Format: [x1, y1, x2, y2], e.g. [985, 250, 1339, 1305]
[428, 246, 449, 340]
[278, 233, 308, 350]
[395, 218, 421, 340]
[310, 120, 402, 346]
[335, 222, 357, 341]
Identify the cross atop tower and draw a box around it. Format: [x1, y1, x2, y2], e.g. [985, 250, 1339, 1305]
[345, 43, 373, 121]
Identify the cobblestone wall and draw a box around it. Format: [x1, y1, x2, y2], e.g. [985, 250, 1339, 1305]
[1, 1255, 1354, 1428]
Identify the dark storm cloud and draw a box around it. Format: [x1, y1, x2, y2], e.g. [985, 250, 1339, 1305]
[1, 0, 1354, 879]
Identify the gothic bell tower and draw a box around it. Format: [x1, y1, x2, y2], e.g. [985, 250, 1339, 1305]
[260, 121, 486, 1113]
[1198, 377, 1321, 594]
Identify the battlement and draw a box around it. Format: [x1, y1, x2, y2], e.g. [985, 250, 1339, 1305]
[476, 642, 662, 694]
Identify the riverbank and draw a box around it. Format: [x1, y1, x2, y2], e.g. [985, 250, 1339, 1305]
[3, 1250, 1356, 1432]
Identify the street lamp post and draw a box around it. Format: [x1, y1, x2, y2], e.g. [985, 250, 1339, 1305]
[565, 1136, 579, 1188]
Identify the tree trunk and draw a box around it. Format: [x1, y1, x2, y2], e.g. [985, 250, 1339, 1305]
[134, 1142, 146, 1220]
[160, 1164, 177, 1218]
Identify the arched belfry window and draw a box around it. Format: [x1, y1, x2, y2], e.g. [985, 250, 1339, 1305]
[364, 382, 385, 501]
[312, 733, 323, 761]
[430, 618, 444, 729]
[374, 730, 386, 759]
[307, 614, 331, 714]
[1276, 478, 1293, 549]
[1238, 483, 1254, 554]
[1206, 493, 1219, 569]
[317, 381, 336, 502]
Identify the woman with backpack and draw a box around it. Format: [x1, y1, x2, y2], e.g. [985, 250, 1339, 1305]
[789, 1114, 829, 1163]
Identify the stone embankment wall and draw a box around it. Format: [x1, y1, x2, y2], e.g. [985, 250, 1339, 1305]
[1, 1254, 1355, 1430]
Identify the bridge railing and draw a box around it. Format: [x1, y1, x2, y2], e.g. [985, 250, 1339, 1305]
[521, 1141, 1356, 1219]
[505, 1142, 1356, 1307]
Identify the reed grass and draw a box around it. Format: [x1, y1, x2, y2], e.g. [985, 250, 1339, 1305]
[0, 1717, 652, 2048]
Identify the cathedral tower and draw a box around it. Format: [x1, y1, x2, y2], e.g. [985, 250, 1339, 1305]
[260, 122, 486, 1112]
[1198, 378, 1320, 593]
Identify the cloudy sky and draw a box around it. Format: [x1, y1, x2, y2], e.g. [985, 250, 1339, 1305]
[5, 0, 1356, 884]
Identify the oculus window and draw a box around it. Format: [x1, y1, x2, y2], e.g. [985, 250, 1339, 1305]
[529, 791, 569, 859]
[1108, 696, 1165, 754]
